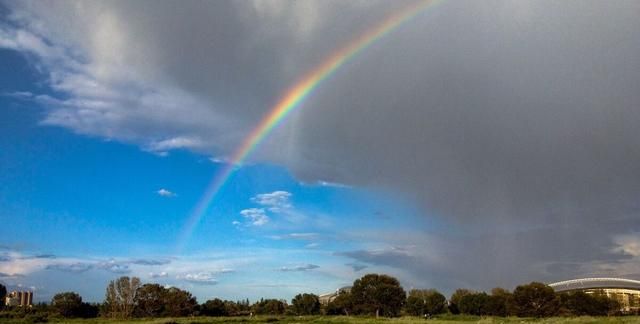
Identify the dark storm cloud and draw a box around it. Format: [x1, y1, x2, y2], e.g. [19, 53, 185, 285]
[2, 0, 640, 291]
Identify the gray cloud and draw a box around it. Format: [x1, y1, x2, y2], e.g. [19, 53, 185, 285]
[279, 264, 320, 272]
[130, 258, 171, 266]
[46, 263, 93, 273]
[1, 0, 640, 292]
[346, 263, 368, 272]
[149, 271, 168, 279]
[98, 260, 131, 274]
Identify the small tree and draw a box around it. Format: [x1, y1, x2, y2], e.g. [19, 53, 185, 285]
[350, 273, 406, 317]
[291, 293, 321, 315]
[509, 282, 559, 317]
[51, 292, 83, 318]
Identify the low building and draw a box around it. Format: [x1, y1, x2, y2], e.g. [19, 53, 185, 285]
[319, 286, 351, 305]
[549, 278, 640, 313]
[4, 291, 33, 307]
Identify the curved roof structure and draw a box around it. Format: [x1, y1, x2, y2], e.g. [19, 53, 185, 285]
[549, 278, 640, 292]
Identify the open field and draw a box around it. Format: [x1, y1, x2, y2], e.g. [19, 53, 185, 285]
[2, 316, 640, 324]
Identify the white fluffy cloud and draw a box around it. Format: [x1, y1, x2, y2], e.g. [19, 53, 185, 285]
[252, 191, 292, 212]
[239, 208, 269, 226]
[182, 272, 218, 285]
[156, 188, 176, 197]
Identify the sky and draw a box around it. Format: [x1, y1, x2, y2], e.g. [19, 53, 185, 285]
[1, 0, 640, 303]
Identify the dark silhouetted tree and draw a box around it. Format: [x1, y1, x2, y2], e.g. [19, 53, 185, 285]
[350, 273, 405, 317]
[291, 293, 320, 315]
[559, 291, 620, 316]
[201, 298, 228, 316]
[0, 284, 6, 310]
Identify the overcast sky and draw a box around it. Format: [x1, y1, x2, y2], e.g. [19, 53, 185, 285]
[1, 0, 640, 303]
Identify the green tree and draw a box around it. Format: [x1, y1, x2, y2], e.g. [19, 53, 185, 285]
[350, 273, 406, 317]
[162, 287, 197, 317]
[449, 289, 473, 314]
[485, 287, 511, 316]
[405, 289, 446, 316]
[405, 294, 424, 316]
[326, 292, 353, 316]
[252, 298, 287, 315]
[458, 292, 490, 315]
[134, 283, 166, 317]
[291, 293, 320, 315]
[559, 291, 620, 316]
[51, 292, 83, 318]
[201, 298, 228, 316]
[509, 282, 559, 317]
[104, 276, 141, 318]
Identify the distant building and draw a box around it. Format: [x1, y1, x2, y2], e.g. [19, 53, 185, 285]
[4, 291, 33, 307]
[319, 286, 351, 305]
[549, 278, 640, 313]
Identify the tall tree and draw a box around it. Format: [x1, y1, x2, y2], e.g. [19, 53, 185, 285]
[350, 273, 406, 317]
[51, 292, 83, 318]
[291, 293, 321, 315]
[104, 276, 141, 318]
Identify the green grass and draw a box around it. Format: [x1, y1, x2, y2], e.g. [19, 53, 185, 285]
[3, 316, 640, 324]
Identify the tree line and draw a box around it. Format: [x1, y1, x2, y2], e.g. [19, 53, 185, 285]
[0, 274, 628, 321]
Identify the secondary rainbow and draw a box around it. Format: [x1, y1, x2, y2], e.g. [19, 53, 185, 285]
[176, 0, 438, 250]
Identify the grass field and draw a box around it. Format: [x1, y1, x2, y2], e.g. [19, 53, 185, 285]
[3, 315, 640, 324]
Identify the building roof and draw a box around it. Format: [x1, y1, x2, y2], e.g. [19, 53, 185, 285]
[549, 278, 640, 292]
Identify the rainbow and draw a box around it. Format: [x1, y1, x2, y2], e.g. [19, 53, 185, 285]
[176, 0, 438, 250]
